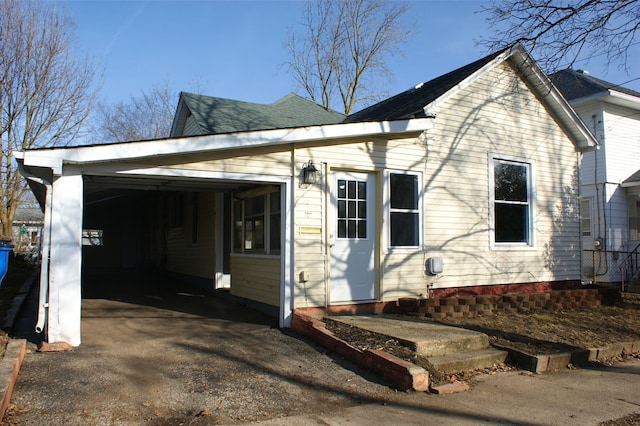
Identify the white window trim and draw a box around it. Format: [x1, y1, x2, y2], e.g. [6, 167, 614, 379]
[384, 170, 423, 252]
[489, 153, 536, 250]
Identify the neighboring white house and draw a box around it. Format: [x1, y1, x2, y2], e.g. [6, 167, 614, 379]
[552, 70, 640, 286]
[16, 44, 596, 347]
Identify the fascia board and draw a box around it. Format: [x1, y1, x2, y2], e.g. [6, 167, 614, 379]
[19, 118, 434, 170]
[570, 91, 640, 111]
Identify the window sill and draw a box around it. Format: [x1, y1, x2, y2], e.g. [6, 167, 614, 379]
[230, 253, 281, 259]
[491, 243, 535, 251]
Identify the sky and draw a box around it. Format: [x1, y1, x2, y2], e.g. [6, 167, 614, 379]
[59, 0, 640, 111]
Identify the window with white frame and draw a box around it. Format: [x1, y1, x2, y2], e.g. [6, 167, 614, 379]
[580, 197, 592, 238]
[233, 187, 281, 255]
[389, 172, 421, 247]
[490, 155, 534, 246]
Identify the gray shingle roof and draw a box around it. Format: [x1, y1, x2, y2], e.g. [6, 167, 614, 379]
[550, 69, 640, 101]
[180, 92, 345, 135]
[344, 48, 506, 123]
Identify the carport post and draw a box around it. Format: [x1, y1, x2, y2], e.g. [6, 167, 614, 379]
[46, 171, 84, 346]
[280, 180, 293, 328]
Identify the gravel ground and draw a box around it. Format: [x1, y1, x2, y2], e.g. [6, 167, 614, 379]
[3, 277, 397, 425]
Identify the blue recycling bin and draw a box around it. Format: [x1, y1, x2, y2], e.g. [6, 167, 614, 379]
[0, 241, 13, 288]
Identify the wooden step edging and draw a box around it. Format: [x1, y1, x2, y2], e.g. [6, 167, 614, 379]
[0, 339, 26, 421]
[292, 313, 429, 392]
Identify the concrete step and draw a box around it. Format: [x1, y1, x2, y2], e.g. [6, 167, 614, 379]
[423, 348, 509, 374]
[411, 331, 489, 357]
[328, 314, 490, 357]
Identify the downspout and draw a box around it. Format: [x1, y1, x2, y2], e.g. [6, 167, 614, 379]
[34, 180, 52, 334]
[16, 162, 53, 335]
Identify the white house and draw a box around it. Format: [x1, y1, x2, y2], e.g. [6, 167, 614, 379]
[552, 70, 640, 286]
[16, 44, 596, 347]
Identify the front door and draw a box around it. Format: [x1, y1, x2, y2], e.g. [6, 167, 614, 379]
[329, 171, 376, 303]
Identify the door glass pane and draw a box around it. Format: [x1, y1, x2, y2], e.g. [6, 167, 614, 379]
[348, 181, 356, 199]
[358, 182, 367, 200]
[338, 180, 346, 198]
[338, 200, 346, 218]
[348, 201, 356, 218]
[348, 220, 357, 238]
[358, 220, 367, 238]
[338, 219, 346, 238]
[358, 201, 366, 218]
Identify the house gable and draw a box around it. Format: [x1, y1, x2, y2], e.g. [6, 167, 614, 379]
[346, 44, 597, 153]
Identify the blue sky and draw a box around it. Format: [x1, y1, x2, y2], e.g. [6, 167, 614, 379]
[61, 0, 639, 110]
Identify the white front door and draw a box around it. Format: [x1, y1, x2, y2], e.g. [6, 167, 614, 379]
[329, 171, 376, 303]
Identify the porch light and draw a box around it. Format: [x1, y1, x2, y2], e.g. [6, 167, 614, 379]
[302, 160, 319, 184]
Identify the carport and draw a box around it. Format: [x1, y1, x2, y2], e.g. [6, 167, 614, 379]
[14, 131, 297, 347]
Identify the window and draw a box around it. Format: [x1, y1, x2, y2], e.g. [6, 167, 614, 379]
[581, 197, 592, 238]
[491, 156, 533, 246]
[389, 172, 420, 247]
[233, 187, 281, 255]
[82, 229, 103, 246]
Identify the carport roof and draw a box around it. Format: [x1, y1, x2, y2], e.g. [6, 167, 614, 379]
[15, 118, 434, 175]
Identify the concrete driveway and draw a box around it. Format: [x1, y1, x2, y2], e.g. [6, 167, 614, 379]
[4, 272, 394, 425]
[6, 272, 640, 425]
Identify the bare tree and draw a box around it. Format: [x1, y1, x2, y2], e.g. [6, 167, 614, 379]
[480, 0, 640, 72]
[0, 0, 98, 239]
[92, 80, 178, 143]
[285, 0, 413, 114]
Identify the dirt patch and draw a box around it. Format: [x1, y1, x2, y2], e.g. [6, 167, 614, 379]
[432, 292, 640, 354]
[325, 293, 640, 386]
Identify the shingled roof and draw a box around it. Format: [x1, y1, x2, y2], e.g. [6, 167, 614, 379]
[174, 92, 345, 135]
[344, 48, 506, 123]
[550, 69, 640, 101]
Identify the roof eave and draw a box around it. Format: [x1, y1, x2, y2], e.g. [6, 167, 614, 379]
[507, 47, 599, 152]
[17, 118, 435, 173]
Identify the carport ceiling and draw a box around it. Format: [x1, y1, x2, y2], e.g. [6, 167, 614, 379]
[83, 175, 256, 204]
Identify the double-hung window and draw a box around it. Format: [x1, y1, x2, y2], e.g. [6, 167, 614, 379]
[233, 187, 281, 255]
[389, 172, 421, 248]
[490, 155, 534, 247]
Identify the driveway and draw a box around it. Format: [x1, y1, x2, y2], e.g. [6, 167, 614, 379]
[4, 272, 394, 425]
[6, 273, 640, 425]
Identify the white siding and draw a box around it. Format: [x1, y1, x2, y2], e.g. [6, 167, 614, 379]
[165, 192, 217, 281]
[603, 103, 640, 184]
[291, 61, 584, 305]
[573, 94, 640, 283]
[420, 62, 581, 291]
[230, 255, 280, 307]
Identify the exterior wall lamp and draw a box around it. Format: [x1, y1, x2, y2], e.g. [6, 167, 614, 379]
[302, 160, 319, 184]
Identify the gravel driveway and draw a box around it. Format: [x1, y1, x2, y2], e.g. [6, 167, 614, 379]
[4, 274, 394, 425]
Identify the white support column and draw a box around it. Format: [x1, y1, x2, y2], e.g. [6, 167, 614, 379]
[47, 171, 84, 346]
[280, 180, 293, 328]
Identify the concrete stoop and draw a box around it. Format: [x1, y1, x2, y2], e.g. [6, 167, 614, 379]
[324, 315, 508, 379]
